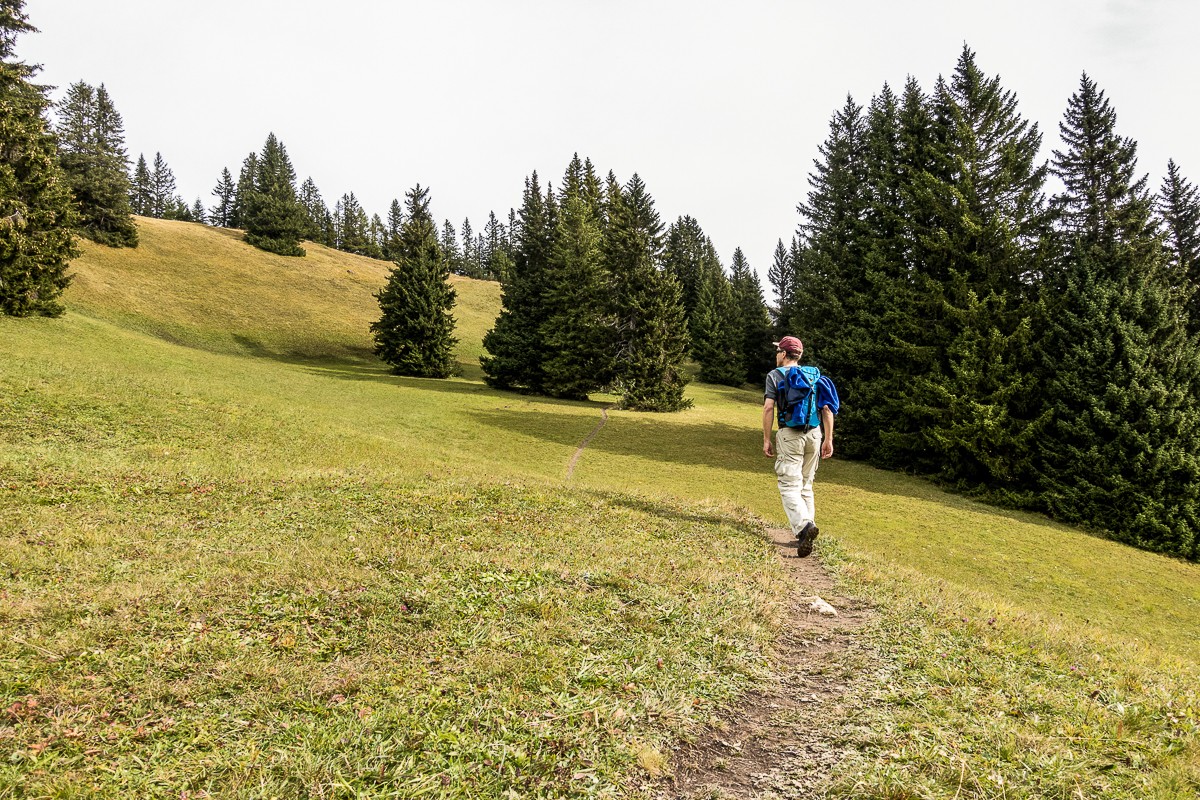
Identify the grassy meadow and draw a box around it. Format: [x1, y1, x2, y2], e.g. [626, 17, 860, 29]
[1, 218, 1197, 798]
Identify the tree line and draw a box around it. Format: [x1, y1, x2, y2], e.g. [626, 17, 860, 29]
[768, 46, 1200, 560]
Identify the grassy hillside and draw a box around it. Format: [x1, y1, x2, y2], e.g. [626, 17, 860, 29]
[1, 219, 1197, 798]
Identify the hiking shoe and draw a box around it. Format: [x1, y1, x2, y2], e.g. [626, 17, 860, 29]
[796, 522, 819, 558]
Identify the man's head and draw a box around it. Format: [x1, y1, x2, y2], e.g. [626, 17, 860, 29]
[774, 335, 803, 364]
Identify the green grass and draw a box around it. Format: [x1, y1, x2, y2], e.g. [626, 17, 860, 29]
[1, 218, 1198, 797]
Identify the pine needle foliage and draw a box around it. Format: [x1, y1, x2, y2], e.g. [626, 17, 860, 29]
[243, 133, 305, 257]
[371, 184, 457, 378]
[604, 174, 691, 411]
[55, 81, 137, 247]
[0, 0, 78, 316]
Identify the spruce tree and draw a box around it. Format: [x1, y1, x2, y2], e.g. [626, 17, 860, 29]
[900, 48, 1051, 485]
[149, 152, 177, 219]
[1157, 159, 1200, 333]
[481, 172, 556, 392]
[0, 0, 77, 316]
[371, 184, 457, 378]
[367, 213, 385, 259]
[129, 153, 152, 216]
[189, 197, 205, 224]
[460, 217, 480, 278]
[729, 247, 773, 384]
[336, 192, 371, 255]
[55, 81, 137, 246]
[767, 238, 794, 335]
[1033, 74, 1200, 558]
[483, 210, 505, 280]
[541, 154, 611, 400]
[230, 152, 256, 229]
[243, 133, 305, 256]
[210, 167, 235, 227]
[605, 174, 691, 411]
[690, 266, 743, 386]
[662, 214, 721, 331]
[297, 177, 327, 243]
[381, 199, 404, 261]
[438, 219, 461, 275]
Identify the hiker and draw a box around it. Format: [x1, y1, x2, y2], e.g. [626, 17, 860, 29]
[762, 335, 839, 557]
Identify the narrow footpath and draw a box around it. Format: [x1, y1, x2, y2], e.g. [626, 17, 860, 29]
[654, 529, 876, 799]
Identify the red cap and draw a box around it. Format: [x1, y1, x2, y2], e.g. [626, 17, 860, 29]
[773, 336, 803, 355]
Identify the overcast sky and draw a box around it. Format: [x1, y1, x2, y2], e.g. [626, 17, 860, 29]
[18, 0, 1200, 293]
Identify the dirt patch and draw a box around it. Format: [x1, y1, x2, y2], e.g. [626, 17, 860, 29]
[654, 527, 875, 799]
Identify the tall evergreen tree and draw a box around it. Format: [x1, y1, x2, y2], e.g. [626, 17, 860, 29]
[662, 214, 721, 328]
[371, 184, 457, 378]
[297, 176, 328, 243]
[367, 213, 385, 260]
[380, 199, 404, 261]
[0, 0, 77, 316]
[210, 167, 235, 228]
[1033, 74, 1200, 558]
[605, 174, 691, 411]
[1157, 159, 1200, 333]
[481, 172, 556, 392]
[242, 133, 305, 256]
[336, 192, 371, 255]
[541, 154, 612, 399]
[189, 197, 206, 224]
[149, 151, 177, 219]
[690, 265, 743, 386]
[129, 153, 152, 216]
[55, 81, 137, 246]
[438, 219, 461, 274]
[729, 247, 773, 383]
[229, 151, 256, 229]
[767, 238, 794, 334]
[483, 210, 505, 280]
[460, 216, 481, 278]
[896, 48, 1051, 484]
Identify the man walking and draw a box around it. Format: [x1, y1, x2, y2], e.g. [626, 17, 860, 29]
[762, 336, 839, 557]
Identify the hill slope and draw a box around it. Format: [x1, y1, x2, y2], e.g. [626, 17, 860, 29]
[1, 218, 1197, 797]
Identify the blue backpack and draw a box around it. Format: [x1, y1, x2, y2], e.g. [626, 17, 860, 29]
[775, 365, 822, 429]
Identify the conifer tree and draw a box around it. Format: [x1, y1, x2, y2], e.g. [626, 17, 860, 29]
[1157, 159, 1200, 333]
[380, 199, 404, 261]
[335, 192, 371, 255]
[297, 177, 327, 243]
[895, 48, 1051, 484]
[0, 0, 77, 316]
[767, 238, 794, 334]
[483, 210, 505, 280]
[149, 152, 177, 219]
[189, 197, 205, 224]
[541, 154, 612, 399]
[371, 184, 457, 378]
[55, 81, 137, 246]
[690, 266, 743, 386]
[460, 217, 480, 277]
[210, 167, 235, 227]
[438, 219, 461, 275]
[729, 247, 773, 383]
[129, 153, 152, 216]
[481, 172, 556, 392]
[367, 213, 385, 259]
[662, 214, 720, 327]
[242, 133, 305, 256]
[605, 174, 691, 411]
[1033, 74, 1200, 558]
[229, 152, 256, 229]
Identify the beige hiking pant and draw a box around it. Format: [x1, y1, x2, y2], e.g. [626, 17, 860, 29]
[775, 425, 823, 536]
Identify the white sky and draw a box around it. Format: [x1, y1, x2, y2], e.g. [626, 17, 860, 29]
[19, 0, 1200, 293]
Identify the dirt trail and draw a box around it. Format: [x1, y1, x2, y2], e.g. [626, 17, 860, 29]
[565, 404, 616, 479]
[654, 527, 875, 799]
